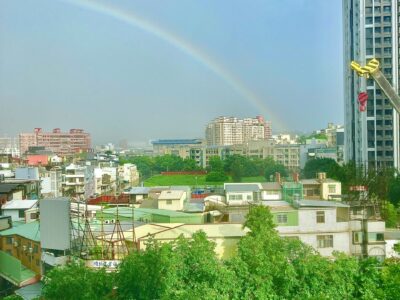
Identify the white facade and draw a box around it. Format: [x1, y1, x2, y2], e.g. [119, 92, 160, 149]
[157, 190, 186, 211]
[206, 116, 269, 146]
[63, 164, 95, 199]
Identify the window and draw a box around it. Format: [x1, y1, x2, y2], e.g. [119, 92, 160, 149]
[374, 6, 381, 13]
[18, 210, 25, 218]
[374, 27, 381, 33]
[6, 237, 13, 245]
[166, 199, 172, 205]
[374, 16, 381, 23]
[317, 235, 333, 248]
[229, 194, 243, 201]
[383, 5, 391, 12]
[353, 232, 363, 244]
[366, 17, 373, 24]
[277, 214, 288, 224]
[328, 184, 336, 193]
[384, 26, 391, 33]
[316, 211, 325, 223]
[368, 232, 384, 242]
[375, 37, 381, 44]
[383, 16, 391, 22]
[366, 7, 373, 14]
[383, 37, 391, 43]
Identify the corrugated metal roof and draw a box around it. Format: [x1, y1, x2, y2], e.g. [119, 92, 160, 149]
[0, 183, 23, 193]
[261, 182, 281, 190]
[0, 221, 40, 241]
[123, 187, 150, 195]
[2, 200, 38, 210]
[146, 223, 248, 239]
[158, 190, 184, 200]
[295, 199, 349, 208]
[225, 183, 261, 192]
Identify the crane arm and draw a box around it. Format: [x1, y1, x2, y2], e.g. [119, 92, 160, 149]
[350, 58, 400, 114]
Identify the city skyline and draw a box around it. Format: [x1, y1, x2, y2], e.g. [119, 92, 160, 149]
[0, 0, 343, 144]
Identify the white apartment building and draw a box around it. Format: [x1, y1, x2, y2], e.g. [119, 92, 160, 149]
[63, 164, 95, 199]
[206, 116, 270, 146]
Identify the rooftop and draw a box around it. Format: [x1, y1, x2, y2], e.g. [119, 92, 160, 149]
[152, 139, 203, 145]
[123, 187, 150, 195]
[0, 221, 40, 242]
[2, 200, 38, 210]
[261, 182, 281, 190]
[294, 199, 349, 208]
[158, 190, 185, 200]
[224, 183, 262, 192]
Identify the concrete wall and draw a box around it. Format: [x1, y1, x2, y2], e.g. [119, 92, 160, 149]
[321, 182, 341, 200]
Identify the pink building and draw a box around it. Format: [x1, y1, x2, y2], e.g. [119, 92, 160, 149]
[19, 128, 91, 156]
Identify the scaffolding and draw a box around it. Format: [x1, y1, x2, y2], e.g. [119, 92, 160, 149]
[282, 182, 303, 204]
[70, 201, 137, 261]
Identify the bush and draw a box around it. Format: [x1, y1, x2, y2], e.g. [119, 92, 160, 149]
[206, 171, 228, 182]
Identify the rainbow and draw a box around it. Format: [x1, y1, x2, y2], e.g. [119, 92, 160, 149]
[61, 0, 285, 130]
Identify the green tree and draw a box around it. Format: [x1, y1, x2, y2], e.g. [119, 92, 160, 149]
[302, 158, 341, 179]
[42, 262, 114, 300]
[382, 202, 398, 228]
[264, 160, 288, 181]
[207, 156, 224, 172]
[381, 258, 400, 300]
[388, 176, 400, 206]
[182, 158, 200, 171]
[205, 171, 228, 182]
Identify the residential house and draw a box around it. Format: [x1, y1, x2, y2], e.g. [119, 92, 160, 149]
[158, 190, 186, 211]
[1, 200, 38, 222]
[300, 173, 341, 200]
[224, 183, 262, 205]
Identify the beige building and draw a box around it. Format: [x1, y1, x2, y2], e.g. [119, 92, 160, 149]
[300, 173, 342, 200]
[205, 116, 270, 146]
[158, 190, 186, 211]
[273, 144, 300, 171]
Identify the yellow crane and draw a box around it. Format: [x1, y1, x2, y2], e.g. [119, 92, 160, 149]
[350, 58, 400, 113]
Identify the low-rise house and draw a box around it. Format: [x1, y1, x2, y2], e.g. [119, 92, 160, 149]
[123, 187, 150, 203]
[101, 223, 249, 260]
[224, 183, 262, 205]
[261, 182, 282, 201]
[1, 200, 38, 222]
[300, 173, 341, 200]
[158, 190, 186, 211]
[0, 221, 41, 287]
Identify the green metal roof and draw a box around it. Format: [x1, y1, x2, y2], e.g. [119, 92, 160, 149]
[0, 221, 40, 242]
[102, 207, 200, 218]
[0, 251, 36, 286]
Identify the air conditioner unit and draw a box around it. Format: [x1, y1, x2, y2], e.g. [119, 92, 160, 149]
[22, 245, 27, 252]
[29, 247, 33, 254]
[13, 241, 19, 247]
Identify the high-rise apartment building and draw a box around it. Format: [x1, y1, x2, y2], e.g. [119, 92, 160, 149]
[343, 0, 399, 168]
[205, 116, 271, 146]
[19, 128, 91, 156]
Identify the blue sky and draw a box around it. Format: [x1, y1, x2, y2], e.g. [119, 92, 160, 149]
[0, 0, 343, 145]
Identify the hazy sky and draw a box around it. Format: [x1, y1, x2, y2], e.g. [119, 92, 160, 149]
[0, 0, 343, 145]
